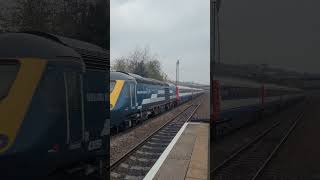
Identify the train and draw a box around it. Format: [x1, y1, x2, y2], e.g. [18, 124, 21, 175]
[212, 76, 305, 136]
[110, 71, 205, 133]
[0, 32, 109, 179]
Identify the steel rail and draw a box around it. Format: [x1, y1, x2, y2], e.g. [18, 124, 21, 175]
[109, 96, 203, 171]
[212, 103, 306, 174]
[211, 101, 307, 179]
[211, 120, 281, 173]
[251, 110, 305, 180]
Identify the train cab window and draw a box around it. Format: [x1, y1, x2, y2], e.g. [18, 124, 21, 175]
[110, 81, 116, 93]
[0, 60, 20, 100]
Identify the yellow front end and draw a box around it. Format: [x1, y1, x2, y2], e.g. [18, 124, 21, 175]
[110, 80, 125, 110]
[0, 58, 46, 153]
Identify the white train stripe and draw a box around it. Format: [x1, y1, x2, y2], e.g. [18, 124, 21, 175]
[141, 96, 166, 105]
[178, 92, 193, 97]
[170, 95, 176, 99]
[158, 90, 165, 94]
[136, 91, 203, 106]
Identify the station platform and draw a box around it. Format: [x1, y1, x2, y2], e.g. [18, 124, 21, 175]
[144, 122, 209, 180]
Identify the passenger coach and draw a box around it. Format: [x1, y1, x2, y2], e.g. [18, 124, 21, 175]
[212, 76, 305, 136]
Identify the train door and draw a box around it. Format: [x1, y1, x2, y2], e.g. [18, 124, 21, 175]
[129, 83, 137, 109]
[64, 71, 84, 147]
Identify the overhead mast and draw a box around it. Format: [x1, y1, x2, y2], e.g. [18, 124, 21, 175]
[176, 60, 180, 101]
[176, 60, 179, 86]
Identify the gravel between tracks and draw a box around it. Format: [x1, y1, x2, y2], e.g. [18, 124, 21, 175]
[192, 92, 210, 121]
[110, 94, 205, 165]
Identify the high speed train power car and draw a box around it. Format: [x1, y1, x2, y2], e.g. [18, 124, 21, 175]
[0, 32, 109, 179]
[212, 76, 305, 136]
[110, 71, 204, 133]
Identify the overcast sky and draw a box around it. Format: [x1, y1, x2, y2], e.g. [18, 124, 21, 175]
[110, 0, 210, 84]
[219, 0, 320, 74]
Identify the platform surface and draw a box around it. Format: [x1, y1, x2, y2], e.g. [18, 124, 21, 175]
[151, 122, 209, 180]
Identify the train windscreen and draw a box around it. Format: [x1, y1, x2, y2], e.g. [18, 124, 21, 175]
[0, 60, 20, 100]
[110, 80, 116, 93]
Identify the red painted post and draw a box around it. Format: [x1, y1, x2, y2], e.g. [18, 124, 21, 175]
[176, 86, 180, 101]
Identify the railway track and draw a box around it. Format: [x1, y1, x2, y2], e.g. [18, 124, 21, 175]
[110, 99, 203, 180]
[212, 100, 307, 180]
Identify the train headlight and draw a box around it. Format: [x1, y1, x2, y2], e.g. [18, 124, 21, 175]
[0, 134, 9, 150]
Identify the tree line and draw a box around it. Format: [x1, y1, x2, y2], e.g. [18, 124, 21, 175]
[0, 0, 108, 49]
[112, 47, 169, 81]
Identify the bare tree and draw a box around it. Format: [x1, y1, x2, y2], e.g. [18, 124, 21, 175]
[112, 47, 169, 81]
[112, 57, 129, 72]
[1, 0, 107, 48]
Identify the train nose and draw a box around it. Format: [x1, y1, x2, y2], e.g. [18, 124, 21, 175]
[0, 134, 9, 150]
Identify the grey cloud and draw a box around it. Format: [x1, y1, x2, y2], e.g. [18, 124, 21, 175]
[219, 0, 320, 74]
[111, 0, 210, 84]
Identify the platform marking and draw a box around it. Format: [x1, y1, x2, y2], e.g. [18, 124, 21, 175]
[143, 122, 188, 180]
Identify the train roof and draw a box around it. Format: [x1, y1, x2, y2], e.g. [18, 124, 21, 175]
[167, 82, 177, 87]
[0, 32, 80, 59]
[178, 85, 203, 91]
[143, 77, 168, 86]
[48, 33, 106, 53]
[111, 71, 168, 86]
[216, 76, 301, 92]
[110, 71, 136, 81]
[0, 32, 109, 71]
[25, 31, 109, 71]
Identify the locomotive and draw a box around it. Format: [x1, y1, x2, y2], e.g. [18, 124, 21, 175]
[0, 32, 109, 179]
[110, 71, 204, 133]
